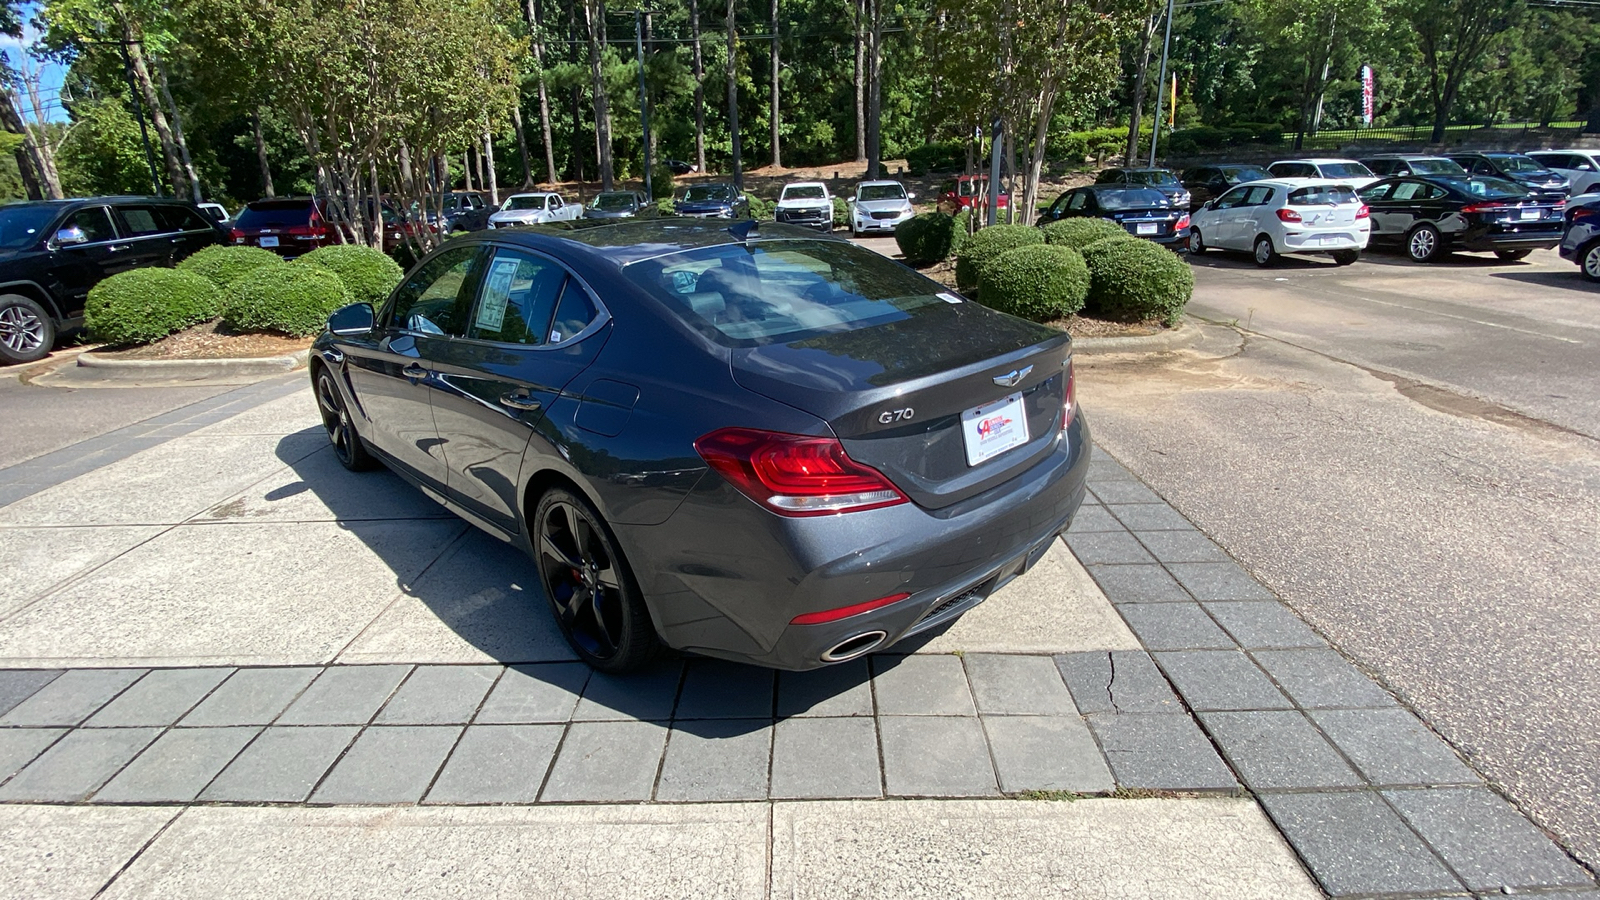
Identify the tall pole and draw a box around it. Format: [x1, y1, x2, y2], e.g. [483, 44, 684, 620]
[1147, 0, 1174, 167]
[635, 10, 652, 199]
[118, 39, 162, 196]
[985, 117, 1003, 228]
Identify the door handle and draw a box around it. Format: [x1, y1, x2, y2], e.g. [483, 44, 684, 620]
[107, 244, 131, 252]
[499, 391, 542, 411]
[402, 363, 427, 380]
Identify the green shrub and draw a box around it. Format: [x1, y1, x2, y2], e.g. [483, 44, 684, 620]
[745, 193, 774, 220]
[832, 196, 849, 227]
[1080, 238, 1193, 325]
[954, 224, 1044, 291]
[176, 245, 285, 289]
[224, 261, 352, 336]
[1041, 217, 1131, 250]
[894, 212, 966, 265]
[299, 245, 403, 307]
[977, 244, 1089, 322]
[657, 195, 676, 215]
[650, 162, 676, 199]
[905, 140, 965, 176]
[85, 267, 223, 346]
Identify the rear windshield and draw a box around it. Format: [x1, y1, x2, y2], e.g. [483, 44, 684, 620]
[1222, 166, 1271, 184]
[504, 196, 547, 210]
[0, 205, 60, 250]
[1489, 155, 1545, 173]
[684, 185, 736, 202]
[858, 184, 907, 201]
[1434, 176, 1528, 200]
[781, 185, 826, 201]
[1319, 163, 1373, 179]
[1410, 159, 1465, 175]
[592, 193, 638, 210]
[624, 239, 947, 345]
[1289, 185, 1359, 205]
[1127, 170, 1179, 186]
[1098, 188, 1169, 210]
[236, 200, 314, 228]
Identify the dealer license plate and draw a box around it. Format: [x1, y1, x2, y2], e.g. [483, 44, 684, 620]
[961, 392, 1029, 467]
[1518, 209, 1540, 220]
[258, 236, 279, 248]
[1136, 222, 1158, 235]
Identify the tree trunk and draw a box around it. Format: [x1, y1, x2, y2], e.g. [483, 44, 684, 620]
[0, 89, 48, 200]
[865, 0, 883, 179]
[114, 3, 188, 198]
[770, 0, 780, 168]
[483, 129, 499, 205]
[526, 0, 560, 184]
[690, 0, 706, 173]
[584, 0, 615, 190]
[853, 0, 866, 162]
[464, 149, 475, 191]
[1125, 12, 1157, 164]
[1021, 89, 1057, 225]
[570, 84, 586, 184]
[726, 0, 742, 188]
[511, 102, 533, 188]
[155, 59, 202, 201]
[251, 109, 276, 197]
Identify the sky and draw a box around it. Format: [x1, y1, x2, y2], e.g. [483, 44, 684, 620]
[1, 4, 68, 123]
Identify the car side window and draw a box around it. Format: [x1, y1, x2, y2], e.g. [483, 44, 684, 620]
[62, 207, 118, 243]
[468, 250, 567, 346]
[1472, 159, 1495, 175]
[1359, 183, 1393, 202]
[388, 245, 479, 336]
[1421, 184, 1449, 201]
[550, 195, 563, 208]
[1212, 187, 1247, 209]
[548, 280, 600, 345]
[158, 206, 213, 232]
[1067, 191, 1088, 211]
[116, 206, 167, 237]
[1242, 187, 1274, 206]
[1390, 181, 1422, 202]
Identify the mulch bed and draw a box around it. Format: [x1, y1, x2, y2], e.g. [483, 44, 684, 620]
[96, 320, 312, 360]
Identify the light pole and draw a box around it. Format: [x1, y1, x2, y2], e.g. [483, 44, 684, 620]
[1147, 0, 1175, 167]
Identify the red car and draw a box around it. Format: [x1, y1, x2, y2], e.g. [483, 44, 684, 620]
[229, 198, 339, 258]
[938, 175, 1010, 214]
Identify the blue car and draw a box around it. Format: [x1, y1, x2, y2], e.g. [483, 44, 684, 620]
[674, 183, 750, 219]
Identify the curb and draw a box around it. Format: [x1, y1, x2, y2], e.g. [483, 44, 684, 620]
[76, 348, 310, 380]
[1073, 321, 1200, 355]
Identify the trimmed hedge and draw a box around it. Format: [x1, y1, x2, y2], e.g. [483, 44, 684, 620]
[1080, 238, 1193, 325]
[954, 224, 1043, 290]
[894, 211, 966, 265]
[300, 245, 404, 307]
[85, 268, 223, 346]
[176, 245, 285, 289]
[224, 261, 352, 336]
[1041, 217, 1130, 250]
[833, 196, 849, 227]
[977, 244, 1089, 322]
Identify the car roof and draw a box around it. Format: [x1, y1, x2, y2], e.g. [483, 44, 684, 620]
[1362, 154, 1453, 160]
[498, 219, 844, 268]
[781, 181, 827, 189]
[1270, 158, 1363, 166]
[856, 180, 904, 187]
[507, 191, 558, 198]
[1083, 183, 1164, 191]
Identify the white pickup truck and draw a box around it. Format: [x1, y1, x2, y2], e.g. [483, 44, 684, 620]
[487, 192, 583, 228]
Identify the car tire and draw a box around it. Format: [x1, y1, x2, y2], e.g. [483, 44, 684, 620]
[0, 294, 55, 365]
[315, 367, 379, 472]
[1582, 240, 1600, 283]
[1330, 249, 1360, 266]
[1188, 230, 1206, 255]
[1252, 234, 1278, 267]
[534, 487, 662, 673]
[1494, 249, 1531, 262]
[1406, 223, 1443, 262]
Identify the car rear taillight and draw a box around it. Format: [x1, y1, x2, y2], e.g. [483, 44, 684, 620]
[1460, 202, 1509, 214]
[1276, 208, 1302, 223]
[1355, 205, 1370, 220]
[791, 592, 912, 625]
[1062, 358, 1077, 430]
[695, 427, 908, 516]
[229, 228, 245, 244]
[1572, 205, 1599, 224]
[1175, 214, 1191, 231]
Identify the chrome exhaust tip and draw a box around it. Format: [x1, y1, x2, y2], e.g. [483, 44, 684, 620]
[821, 630, 887, 663]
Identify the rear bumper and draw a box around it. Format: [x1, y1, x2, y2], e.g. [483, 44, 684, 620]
[1281, 229, 1369, 252]
[1457, 226, 1561, 252]
[620, 413, 1093, 670]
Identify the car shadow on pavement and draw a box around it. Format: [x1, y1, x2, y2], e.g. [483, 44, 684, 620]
[273, 433, 870, 734]
[1189, 253, 1335, 271]
[1355, 250, 1520, 269]
[1490, 270, 1595, 293]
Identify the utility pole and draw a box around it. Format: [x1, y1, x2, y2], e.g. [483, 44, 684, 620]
[634, 10, 652, 199]
[985, 117, 1003, 227]
[1147, 0, 1174, 167]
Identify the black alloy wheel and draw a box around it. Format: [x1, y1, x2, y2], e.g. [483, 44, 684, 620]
[316, 368, 377, 472]
[0, 294, 54, 365]
[535, 488, 660, 672]
[1494, 249, 1532, 261]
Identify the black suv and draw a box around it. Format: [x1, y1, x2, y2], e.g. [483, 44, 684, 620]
[1179, 164, 1271, 211]
[0, 197, 223, 364]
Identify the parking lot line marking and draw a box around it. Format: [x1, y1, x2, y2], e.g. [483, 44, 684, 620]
[1351, 295, 1584, 344]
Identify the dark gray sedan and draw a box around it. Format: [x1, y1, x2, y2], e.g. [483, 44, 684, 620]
[583, 191, 653, 220]
[311, 221, 1090, 671]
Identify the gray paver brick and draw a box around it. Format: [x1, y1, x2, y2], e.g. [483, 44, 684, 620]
[84, 668, 233, 728]
[964, 654, 1078, 716]
[571, 662, 682, 721]
[1118, 602, 1237, 651]
[179, 667, 320, 727]
[1065, 505, 1124, 533]
[93, 726, 259, 803]
[0, 728, 66, 781]
[425, 725, 562, 804]
[776, 659, 873, 718]
[1255, 649, 1397, 709]
[1086, 713, 1238, 791]
[1086, 457, 1136, 481]
[0, 670, 62, 718]
[1203, 601, 1326, 649]
[1154, 650, 1292, 711]
[0, 669, 147, 727]
[476, 663, 589, 724]
[1310, 708, 1476, 786]
[277, 665, 411, 725]
[674, 660, 775, 720]
[540, 721, 668, 802]
[0, 727, 161, 801]
[1087, 481, 1163, 505]
[1056, 651, 1182, 715]
[879, 716, 999, 797]
[1107, 503, 1195, 532]
[1135, 530, 1232, 563]
[983, 716, 1113, 793]
[375, 665, 500, 725]
[1384, 787, 1594, 891]
[311, 725, 463, 804]
[1261, 791, 1463, 895]
[200, 726, 357, 802]
[656, 719, 773, 801]
[1084, 564, 1192, 603]
[1166, 562, 1275, 601]
[872, 655, 975, 717]
[770, 717, 881, 800]
[1199, 711, 1362, 789]
[1065, 531, 1156, 565]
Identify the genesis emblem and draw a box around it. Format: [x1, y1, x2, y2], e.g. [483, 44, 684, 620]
[992, 364, 1033, 388]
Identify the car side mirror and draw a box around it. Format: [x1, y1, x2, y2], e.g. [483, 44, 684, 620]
[54, 225, 88, 246]
[1201, 200, 1214, 211]
[328, 302, 375, 336]
[907, 193, 916, 200]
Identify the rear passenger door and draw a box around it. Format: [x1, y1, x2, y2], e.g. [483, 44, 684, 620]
[1234, 186, 1276, 244]
[157, 205, 222, 261]
[111, 204, 183, 270]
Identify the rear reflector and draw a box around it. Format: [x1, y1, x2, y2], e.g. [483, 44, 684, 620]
[1062, 358, 1077, 430]
[695, 427, 909, 516]
[791, 592, 912, 625]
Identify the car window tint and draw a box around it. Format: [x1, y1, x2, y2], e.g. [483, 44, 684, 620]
[64, 207, 117, 243]
[389, 246, 479, 336]
[1359, 183, 1393, 202]
[158, 206, 213, 232]
[548, 280, 598, 344]
[469, 250, 567, 345]
[1213, 187, 1248, 208]
[1067, 192, 1088, 210]
[1389, 182, 1425, 202]
[1289, 185, 1358, 205]
[117, 207, 166, 236]
[1243, 187, 1274, 206]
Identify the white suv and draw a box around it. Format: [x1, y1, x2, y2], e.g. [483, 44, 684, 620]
[848, 181, 915, 236]
[774, 182, 833, 232]
[1267, 158, 1379, 189]
[1189, 178, 1370, 267]
[1526, 151, 1600, 196]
